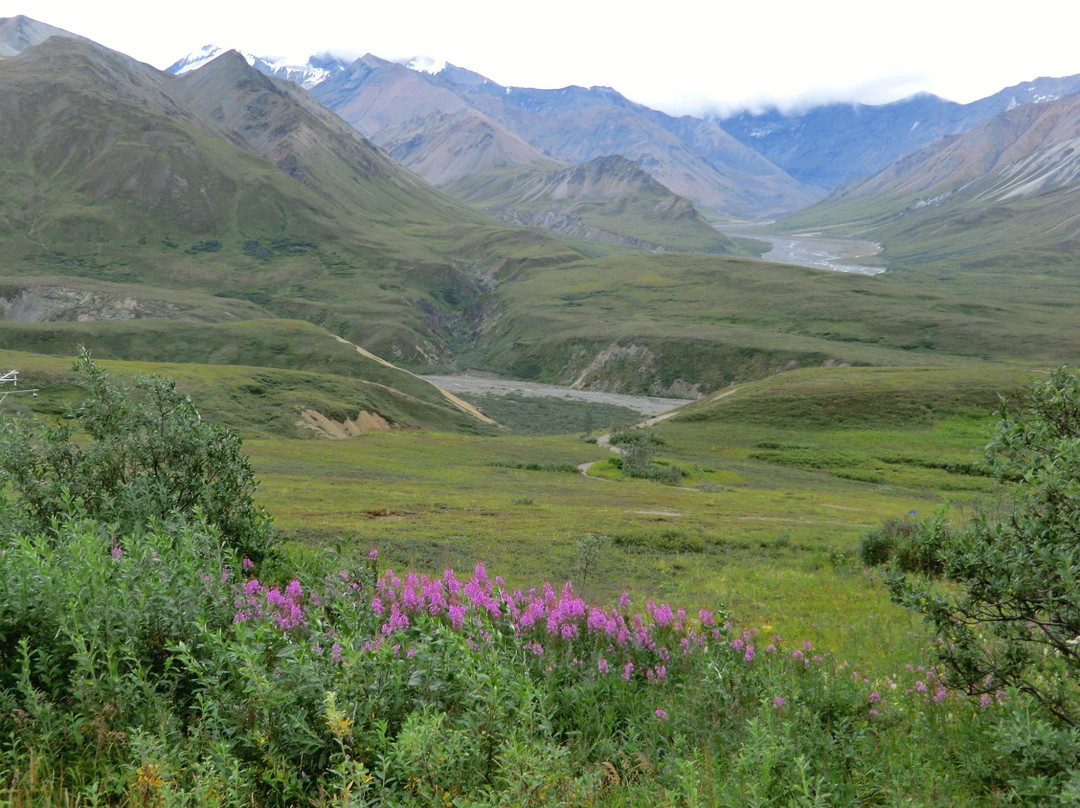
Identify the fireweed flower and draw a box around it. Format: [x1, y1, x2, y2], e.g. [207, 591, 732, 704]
[772, 696, 786, 708]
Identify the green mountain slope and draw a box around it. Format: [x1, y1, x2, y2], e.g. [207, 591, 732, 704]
[446, 155, 734, 253]
[0, 36, 583, 364]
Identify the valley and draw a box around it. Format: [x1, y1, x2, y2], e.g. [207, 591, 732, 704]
[716, 222, 887, 274]
[3, 11, 1080, 805]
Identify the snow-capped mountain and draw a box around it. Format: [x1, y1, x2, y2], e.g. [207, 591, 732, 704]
[400, 55, 447, 75]
[165, 45, 347, 89]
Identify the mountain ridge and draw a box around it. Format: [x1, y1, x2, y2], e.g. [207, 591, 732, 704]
[312, 54, 816, 218]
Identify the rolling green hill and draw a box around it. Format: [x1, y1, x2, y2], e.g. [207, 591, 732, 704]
[0, 36, 584, 366]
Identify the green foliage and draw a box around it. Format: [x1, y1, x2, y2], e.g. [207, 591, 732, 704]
[892, 368, 1080, 730]
[859, 514, 949, 575]
[185, 239, 222, 254]
[0, 349, 272, 560]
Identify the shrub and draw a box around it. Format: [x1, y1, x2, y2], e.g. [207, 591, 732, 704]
[858, 514, 947, 575]
[0, 349, 272, 561]
[893, 367, 1080, 729]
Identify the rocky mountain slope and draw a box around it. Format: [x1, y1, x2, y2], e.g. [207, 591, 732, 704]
[312, 54, 815, 218]
[717, 74, 1080, 191]
[447, 155, 733, 252]
[166, 44, 348, 90]
[782, 90, 1080, 268]
[377, 109, 556, 186]
[0, 14, 89, 57]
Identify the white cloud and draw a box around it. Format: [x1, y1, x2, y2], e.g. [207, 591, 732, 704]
[5, 0, 1080, 116]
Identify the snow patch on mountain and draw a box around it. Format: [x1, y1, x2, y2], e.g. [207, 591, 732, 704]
[401, 55, 447, 75]
[165, 44, 233, 75]
[166, 46, 345, 89]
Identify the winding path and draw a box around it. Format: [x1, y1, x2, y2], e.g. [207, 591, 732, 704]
[577, 385, 743, 476]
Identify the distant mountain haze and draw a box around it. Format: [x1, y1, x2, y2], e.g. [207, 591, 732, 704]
[446, 155, 734, 253]
[783, 89, 1080, 269]
[309, 54, 816, 218]
[163, 38, 1080, 220]
[715, 75, 1080, 190]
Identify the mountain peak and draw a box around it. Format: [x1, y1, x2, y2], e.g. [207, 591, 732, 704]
[0, 14, 87, 58]
[165, 44, 232, 75]
[167, 45, 345, 89]
[401, 55, 446, 75]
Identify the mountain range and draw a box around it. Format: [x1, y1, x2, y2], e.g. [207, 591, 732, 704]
[308, 54, 816, 219]
[716, 75, 1080, 190]
[781, 87, 1080, 272]
[6, 14, 1080, 414]
[167, 44, 348, 90]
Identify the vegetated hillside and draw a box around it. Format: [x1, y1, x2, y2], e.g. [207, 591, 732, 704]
[0, 348, 496, 438]
[470, 249, 1080, 396]
[447, 155, 734, 253]
[8, 21, 1080, 406]
[780, 90, 1080, 271]
[716, 73, 1080, 190]
[0, 32, 584, 365]
[312, 54, 815, 218]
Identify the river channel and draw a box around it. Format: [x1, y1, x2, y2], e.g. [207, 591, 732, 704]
[420, 375, 688, 417]
[719, 223, 886, 276]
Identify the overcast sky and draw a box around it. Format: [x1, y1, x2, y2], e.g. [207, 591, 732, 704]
[7, 0, 1080, 115]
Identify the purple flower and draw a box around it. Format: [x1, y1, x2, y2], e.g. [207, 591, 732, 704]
[772, 696, 786, 708]
[597, 657, 610, 675]
[623, 661, 635, 681]
[111, 544, 123, 561]
[743, 645, 755, 663]
[330, 643, 343, 663]
[654, 709, 668, 721]
[868, 692, 882, 703]
[241, 557, 254, 570]
[369, 548, 378, 561]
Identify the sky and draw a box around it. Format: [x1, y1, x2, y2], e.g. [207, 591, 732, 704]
[7, 0, 1080, 116]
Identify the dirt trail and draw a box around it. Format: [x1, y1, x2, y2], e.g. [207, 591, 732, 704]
[577, 385, 743, 476]
[330, 336, 496, 425]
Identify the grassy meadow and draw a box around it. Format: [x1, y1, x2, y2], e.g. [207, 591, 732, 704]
[1, 347, 1035, 669]
[234, 362, 1034, 672]
[1, 345, 1070, 805]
